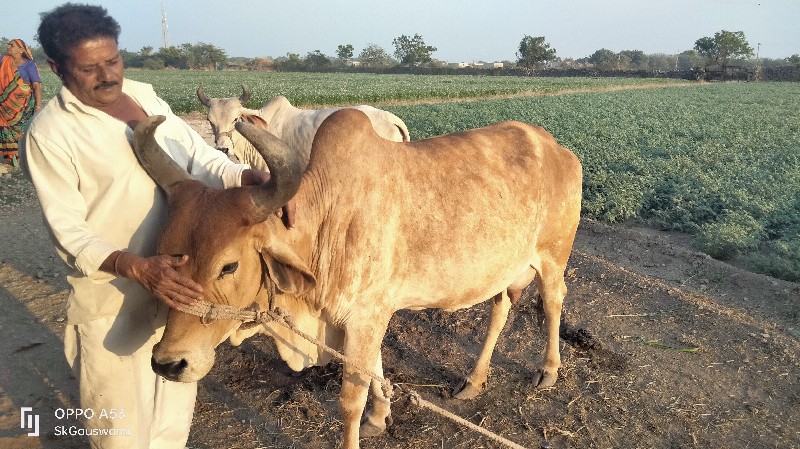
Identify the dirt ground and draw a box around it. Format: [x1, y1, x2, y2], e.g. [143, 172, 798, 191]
[0, 113, 798, 449]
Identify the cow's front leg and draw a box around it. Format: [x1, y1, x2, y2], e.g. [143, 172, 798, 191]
[360, 353, 392, 437]
[340, 322, 387, 449]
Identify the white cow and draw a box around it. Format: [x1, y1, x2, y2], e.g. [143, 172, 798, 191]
[197, 85, 410, 172]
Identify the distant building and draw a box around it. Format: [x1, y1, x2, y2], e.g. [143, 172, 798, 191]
[451, 61, 504, 69]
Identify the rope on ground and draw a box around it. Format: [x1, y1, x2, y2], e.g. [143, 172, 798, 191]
[173, 299, 530, 449]
[400, 385, 529, 449]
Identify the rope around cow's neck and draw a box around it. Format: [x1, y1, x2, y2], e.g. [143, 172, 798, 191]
[171, 295, 530, 449]
[171, 293, 395, 400]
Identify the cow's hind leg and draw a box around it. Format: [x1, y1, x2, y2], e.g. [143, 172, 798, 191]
[453, 290, 511, 399]
[532, 259, 568, 388]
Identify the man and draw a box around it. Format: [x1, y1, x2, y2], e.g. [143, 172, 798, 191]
[21, 4, 284, 448]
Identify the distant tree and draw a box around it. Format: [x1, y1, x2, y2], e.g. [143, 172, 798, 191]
[694, 30, 754, 71]
[156, 46, 188, 69]
[693, 37, 716, 63]
[588, 48, 619, 70]
[358, 43, 393, 68]
[305, 50, 331, 70]
[392, 34, 437, 66]
[677, 50, 701, 70]
[619, 50, 648, 69]
[179, 44, 198, 68]
[759, 57, 787, 69]
[30, 46, 47, 65]
[646, 53, 675, 71]
[177, 42, 228, 70]
[277, 52, 305, 71]
[336, 44, 354, 61]
[201, 43, 228, 70]
[789, 54, 800, 67]
[120, 49, 145, 68]
[142, 58, 165, 70]
[122, 46, 157, 68]
[516, 35, 556, 71]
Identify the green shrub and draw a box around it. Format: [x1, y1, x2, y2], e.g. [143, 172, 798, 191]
[747, 238, 800, 282]
[694, 210, 765, 259]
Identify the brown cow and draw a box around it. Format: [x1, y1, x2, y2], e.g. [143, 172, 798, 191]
[136, 109, 582, 449]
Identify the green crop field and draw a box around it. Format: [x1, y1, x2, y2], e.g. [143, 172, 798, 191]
[387, 83, 800, 282]
[386, 83, 800, 281]
[38, 70, 685, 113]
[37, 71, 800, 282]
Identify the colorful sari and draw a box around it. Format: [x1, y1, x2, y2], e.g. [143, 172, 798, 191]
[0, 40, 36, 161]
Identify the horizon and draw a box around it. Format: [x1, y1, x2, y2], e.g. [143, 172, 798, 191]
[5, 1, 798, 63]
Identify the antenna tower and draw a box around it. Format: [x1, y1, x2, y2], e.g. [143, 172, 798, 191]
[161, 2, 169, 48]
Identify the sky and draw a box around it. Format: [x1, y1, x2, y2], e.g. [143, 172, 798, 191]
[6, 0, 799, 62]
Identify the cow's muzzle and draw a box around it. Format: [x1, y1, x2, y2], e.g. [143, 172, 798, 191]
[151, 356, 188, 381]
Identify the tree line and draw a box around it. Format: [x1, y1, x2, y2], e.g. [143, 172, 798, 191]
[240, 34, 439, 71]
[2, 31, 797, 74]
[517, 31, 799, 74]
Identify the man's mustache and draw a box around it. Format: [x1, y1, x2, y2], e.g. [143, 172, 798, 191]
[95, 81, 119, 90]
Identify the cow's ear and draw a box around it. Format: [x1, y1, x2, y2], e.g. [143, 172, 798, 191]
[260, 242, 316, 294]
[241, 114, 269, 130]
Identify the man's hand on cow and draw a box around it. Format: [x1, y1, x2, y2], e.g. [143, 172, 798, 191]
[241, 168, 297, 228]
[113, 252, 205, 309]
[241, 168, 270, 187]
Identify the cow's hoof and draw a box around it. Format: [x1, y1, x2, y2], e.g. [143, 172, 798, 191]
[360, 412, 391, 439]
[359, 419, 387, 438]
[532, 369, 558, 388]
[453, 378, 485, 400]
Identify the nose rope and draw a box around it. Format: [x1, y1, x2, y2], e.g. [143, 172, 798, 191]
[172, 277, 272, 326]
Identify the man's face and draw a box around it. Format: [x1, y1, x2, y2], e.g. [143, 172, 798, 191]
[51, 36, 124, 110]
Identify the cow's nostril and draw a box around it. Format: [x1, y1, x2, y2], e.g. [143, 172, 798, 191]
[151, 357, 188, 379]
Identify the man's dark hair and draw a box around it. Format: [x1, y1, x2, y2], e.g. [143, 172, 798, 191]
[37, 3, 121, 67]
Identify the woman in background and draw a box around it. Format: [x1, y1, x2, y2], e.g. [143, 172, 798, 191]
[1, 39, 41, 166]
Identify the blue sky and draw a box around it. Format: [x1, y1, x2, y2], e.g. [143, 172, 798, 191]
[7, 0, 799, 62]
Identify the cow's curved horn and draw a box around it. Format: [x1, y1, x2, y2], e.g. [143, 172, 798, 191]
[239, 84, 251, 104]
[132, 115, 193, 197]
[197, 85, 211, 107]
[235, 121, 303, 222]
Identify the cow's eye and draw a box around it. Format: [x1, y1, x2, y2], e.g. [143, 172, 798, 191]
[219, 261, 239, 278]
